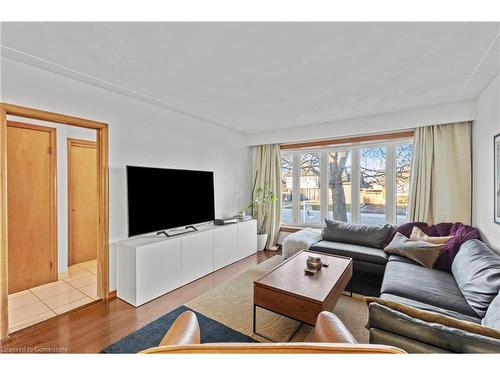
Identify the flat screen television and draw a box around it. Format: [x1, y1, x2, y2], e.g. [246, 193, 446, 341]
[126, 166, 215, 237]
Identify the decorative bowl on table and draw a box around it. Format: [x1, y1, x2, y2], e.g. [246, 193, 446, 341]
[306, 255, 323, 270]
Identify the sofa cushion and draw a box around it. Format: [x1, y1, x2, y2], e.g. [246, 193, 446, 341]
[321, 219, 395, 249]
[482, 293, 500, 330]
[451, 239, 500, 318]
[383, 232, 444, 268]
[351, 260, 386, 276]
[310, 240, 389, 265]
[380, 293, 481, 323]
[387, 254, 419, 265]
[381, 259, 479, 318]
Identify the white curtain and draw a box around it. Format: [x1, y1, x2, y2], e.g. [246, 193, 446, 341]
[252, 144, 281, 249]
[409, 122, 472, 224]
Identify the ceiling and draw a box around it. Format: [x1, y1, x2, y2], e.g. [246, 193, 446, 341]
[1, 22, 499, 134]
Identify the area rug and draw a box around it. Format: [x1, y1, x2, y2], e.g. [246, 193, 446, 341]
[185, 255, 369, 343]
[101, 305, 255, 353]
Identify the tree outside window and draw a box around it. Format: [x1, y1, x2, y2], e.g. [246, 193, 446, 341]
[328, 151, 351, 222]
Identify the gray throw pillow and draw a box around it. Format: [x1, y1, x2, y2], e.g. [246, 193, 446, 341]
[452, 239, 500, 318]
[482, 292, 500, 330]
[321, 219, 394, 249]
[383, 232, 444, 268]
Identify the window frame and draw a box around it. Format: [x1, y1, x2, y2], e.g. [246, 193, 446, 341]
[281, 138, 414, 227]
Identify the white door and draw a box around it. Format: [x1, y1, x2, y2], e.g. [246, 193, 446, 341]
[181, 231, 214, 284]
[213, 225, 238, 270]
[237, 220, 257, 259]
[137, 238, 182, 306]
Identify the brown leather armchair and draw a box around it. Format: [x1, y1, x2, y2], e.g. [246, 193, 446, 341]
[141, 311, 405, 354]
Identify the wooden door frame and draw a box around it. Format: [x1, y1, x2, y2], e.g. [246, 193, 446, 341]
[0, 103, 109, 339]
[67, 138, 97, 267]
[7, 121, 58, 291]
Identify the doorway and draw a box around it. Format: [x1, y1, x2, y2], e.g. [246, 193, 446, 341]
[6, 123, 100, 333]
[0, 103, 109, 339]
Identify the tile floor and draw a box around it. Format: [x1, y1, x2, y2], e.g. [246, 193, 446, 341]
[8, 259, 98, 333]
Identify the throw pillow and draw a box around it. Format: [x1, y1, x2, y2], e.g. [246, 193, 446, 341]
[383, 232, 444, 268]
[409, 226, 453, 245]
[321, 219, 395, 249]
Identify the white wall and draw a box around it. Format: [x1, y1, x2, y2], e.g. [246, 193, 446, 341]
[473, 74, 500, 253]
[1, 57, 253, 289]
[247, 101, 476, 145]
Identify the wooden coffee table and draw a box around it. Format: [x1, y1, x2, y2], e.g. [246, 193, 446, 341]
[253, 250, 353, 341]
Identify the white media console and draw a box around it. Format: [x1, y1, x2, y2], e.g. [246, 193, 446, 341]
[117, 219, 257, 307]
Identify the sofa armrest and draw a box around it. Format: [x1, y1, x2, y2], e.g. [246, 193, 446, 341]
[314, 311, 357, 344]
[368, 303, 500, 353]
[159, 311, 201, 346]
[142, 342, 405, 354]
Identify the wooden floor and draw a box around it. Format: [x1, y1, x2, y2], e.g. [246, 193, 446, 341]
[0, 250, 278, 353]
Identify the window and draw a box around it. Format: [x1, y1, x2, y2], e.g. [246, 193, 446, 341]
[299, 152, 320, 224]
[360, 147, 386, 225]
[396, 143, 413, 225]
[280, 152, 293, 224]
[280, 138, 413, 227]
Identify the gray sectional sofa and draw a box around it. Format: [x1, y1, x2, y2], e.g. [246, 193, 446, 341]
[308, 220, 500, 353]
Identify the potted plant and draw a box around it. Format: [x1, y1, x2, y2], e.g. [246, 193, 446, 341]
[248, 184, 278, 251]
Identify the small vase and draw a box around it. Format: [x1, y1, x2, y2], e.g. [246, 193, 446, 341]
[306, 255, 322, 270]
